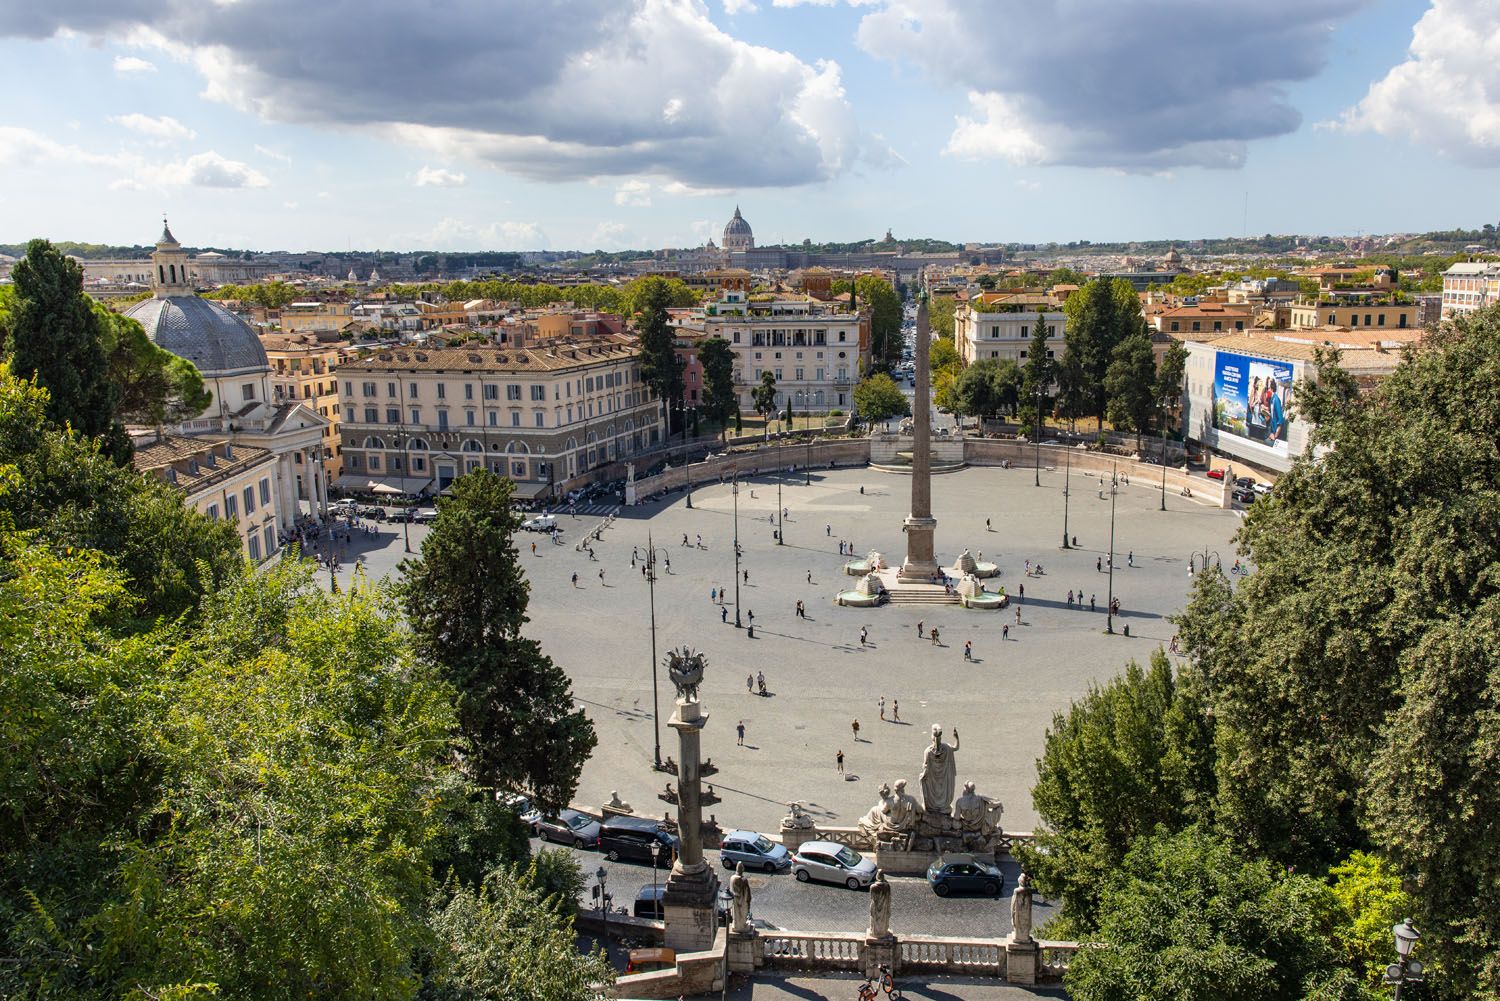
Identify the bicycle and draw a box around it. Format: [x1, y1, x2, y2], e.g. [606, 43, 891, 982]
[1230, 563, 1249, 576]
[856, 964, 903, 1000]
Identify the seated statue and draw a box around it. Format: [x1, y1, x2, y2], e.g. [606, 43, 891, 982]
[885, 779, 919, 849]
[857, 783, 895, 843]
[953, 781, 1003, 844]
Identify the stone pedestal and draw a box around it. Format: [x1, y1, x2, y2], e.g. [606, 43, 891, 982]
[862, 935, 899, 979]
[663, 695, 720, 954]
[898, 516, 940, 582]
[727, 930, 760, 973]
[662, 863, 720, 954]
[1005, 940, 1040, 985]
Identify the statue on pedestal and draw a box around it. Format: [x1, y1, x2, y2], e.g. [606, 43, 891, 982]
[867, 869, 892, 940]
[1011, 872, 1034, 944]
[953, 781, 1004, 848]
[665, 646, 706, 703]
[858, 783, 895, 843]
[920, 725, 960, 815]
[729, 862, 752, 934]
[781, 802, 814, 830]
[887, 779, 919, 849]
[605, 790, 633, 814]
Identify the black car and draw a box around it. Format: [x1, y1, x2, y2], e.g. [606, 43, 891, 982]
[1232, 487, 1257, 504]
[599, 815, 678, 866]
[926, 854, 1004, 897]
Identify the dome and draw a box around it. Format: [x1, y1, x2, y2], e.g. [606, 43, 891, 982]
[723, 205, 754, 250]
[124, 295, 268, 379]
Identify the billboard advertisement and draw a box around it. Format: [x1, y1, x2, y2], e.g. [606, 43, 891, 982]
[1212, 350, 1294, 454]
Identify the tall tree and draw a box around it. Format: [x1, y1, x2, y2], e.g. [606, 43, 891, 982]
[4, 239, 127, 461]
[696, 336, 736, 442]
[855, 274, 903, 370]
[1063, 277, 1143, 428]
[852, 372, 910, 424]
[952, 358, 1021, 424]
[752, 369, 778, 437]
[402, 470, 596, 811]
[1154, 341, 1189, 437]
[95, 305, 212, 426]
[632, 276, 684, 438]
[1104, 331, 1158, 449]
[1020, 308, 1056, 428]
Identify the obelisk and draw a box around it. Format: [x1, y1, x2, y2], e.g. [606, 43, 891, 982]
[899, 290, 940, 582]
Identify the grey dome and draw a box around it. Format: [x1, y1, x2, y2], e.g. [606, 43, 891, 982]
[724, 206, 752, 238]
[124, 295, 268, 379]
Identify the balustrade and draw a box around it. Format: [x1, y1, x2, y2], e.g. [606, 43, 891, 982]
[898, 937, 1004, 975]
[760, 932, 864, 972]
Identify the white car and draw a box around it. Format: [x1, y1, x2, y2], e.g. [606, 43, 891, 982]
[521, 514, 557, 532]
[792, 840, 878, 890]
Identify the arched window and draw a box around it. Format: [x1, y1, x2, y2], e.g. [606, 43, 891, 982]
[506, 441, 530, 454]
[409, 438, 430, 451]
[460, 438, 483, 453]
[363, 436, 386, 449]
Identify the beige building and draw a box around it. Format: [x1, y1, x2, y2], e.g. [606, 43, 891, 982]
[335, 334, 660, 499]
[263, 332, 356, 484]
[1150, 302, 1256, 337]
[122, 221, 332, 548]
[954, 292, 1065, 367]
[1441, 261, 1500, 318]
[133, 435, 284, 561]
[280, 300, 355, 336]
[1288, 298, 1417, 330]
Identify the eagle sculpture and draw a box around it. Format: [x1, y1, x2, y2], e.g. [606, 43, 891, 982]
[664, 646, 707, 702]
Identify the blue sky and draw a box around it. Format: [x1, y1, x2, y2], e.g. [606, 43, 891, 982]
[0, 0, 1495, 253]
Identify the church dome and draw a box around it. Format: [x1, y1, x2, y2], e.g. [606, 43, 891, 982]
[124, 295, 269, 379]
[723, 206, 754, 250]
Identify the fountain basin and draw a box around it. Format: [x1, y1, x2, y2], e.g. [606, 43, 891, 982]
[836, 590, 889, 607]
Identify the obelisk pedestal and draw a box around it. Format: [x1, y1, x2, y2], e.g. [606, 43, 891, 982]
[662, 695, 720, 953]
[899, 289, 941, 582]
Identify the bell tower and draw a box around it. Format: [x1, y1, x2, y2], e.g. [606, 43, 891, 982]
[152, 218, 193, 299]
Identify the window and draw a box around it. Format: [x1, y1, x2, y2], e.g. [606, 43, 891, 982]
[1378, 314, 1386, 326]
[464, 383, 474, 400]
[795, 368, 804, 380]
[264, 526, 276, 558]
[243, 485, 256, 514]
[413, 456, 426, 472]
[483, 384, 499, 400]
[531, 385, 546, 401]
[241, 383, 256, 401]
[1170, 321, 1180, 332]
[437, 411, 449, 430]
[506, 385, 522, 401]
[466, 411, 477, 426]
[1021, 326, 1028, 337]
[437, 383, 446, 399]
[511, 412, 521, 426]
[512, 462, 526, 477]
[488, 411, 498, 426]
[258, 478, 270, 505]
[369, 455, 381, 470]
[534, 412, 545, 427]
[248, 536, 261, 561]
[409, 382, 419, 398]
[362, 381, 377, 397]
[225, 494, 238, 518]
[408, 407, 419, 424]
[364, 407, 378, 423]
[386, 407, 399, 423]
[206, 503, 219, 520]
[344, 381, 353, 397]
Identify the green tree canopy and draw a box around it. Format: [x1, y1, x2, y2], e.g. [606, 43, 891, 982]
[4, 239, 127, 460]
[632, 276, 684, 438]
[1103, 331, 1158, 448]
[95, 305, 212, 425]
[401, 470, 596, 811]
[697, 335, 736, 439]
[952, 358, 1021, 422]
[1063, 278, 1143, 428]
[752, 369, 778, 425]
[833, 275, 902, 369]
[853, 372, 910, 423]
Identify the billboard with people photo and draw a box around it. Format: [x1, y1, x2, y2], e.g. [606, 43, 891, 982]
[1211, 351, 1294, 455]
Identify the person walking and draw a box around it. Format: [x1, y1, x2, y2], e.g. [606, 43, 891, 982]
[743, 569, 749, 583]
[879, 695, 886, 721]
[807, 570, 813, 584]
[737, 720, 746, 746]
[858, 626, 868, 647]
[1015, 606, 1022, 626]
[711, 587, 718, 603]
[1002, 623, 1010, 641]
[1090, 593, 1096, 611]
[930, 626, 941, 646]
[721, 605, 729, 624]
[986, 517, 991, 532]
[571, 572, 579, 588]
[598, 568, 606, 584]
[746, 674, 754, 693]
[747, 609, 755, 628]
[1096, 557, 1103, 573]
[916, 620, 924, 638]
[531, 541, 537, 556]
[852, 719, 861, 741]
[1067, 589, 1074, 606]
[836, 749, 845, 774]
[963, 640, 973, 661]
[826, 524, 831, 536]
[892, 699, 900, 722]
[757, 671, 766, 695]
[1018, 582, 1025, 603]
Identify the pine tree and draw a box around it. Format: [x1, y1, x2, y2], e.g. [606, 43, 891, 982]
[633, 277, 683, 439]
[698, 336, 736, 442]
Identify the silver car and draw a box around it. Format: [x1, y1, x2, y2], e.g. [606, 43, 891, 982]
[791, 840, 877, 890]
[533, 808, 601, 849]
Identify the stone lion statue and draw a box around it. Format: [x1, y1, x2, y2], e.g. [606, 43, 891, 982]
[664, 646, 707, 702]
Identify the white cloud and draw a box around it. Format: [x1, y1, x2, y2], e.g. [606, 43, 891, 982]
[414, 165, 467, 187]
[1338, 0, 1500, 166]
[661, 180, 734, 197]
[3, 0, 871, 188]
[856, 0, 1369, 171]
[112, 54, 156, 74]
[415, 217, 548, 251]
[614, 178, 652, 206]
[149, 150, 270, 188]
[589, 221, 631, 249]
[254, 142, 291, 163]
[110, 112, 195, 141]
[722, 0, 758, 13]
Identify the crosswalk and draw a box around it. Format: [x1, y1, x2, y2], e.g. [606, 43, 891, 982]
[543, 501, 620, 519]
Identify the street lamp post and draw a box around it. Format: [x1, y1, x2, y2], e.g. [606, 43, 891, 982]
[1159, 396, 1169, 512]
[1034, 388, 1043, 487]
[1385, 919, 1424, 1000]
[650, 841, 662, 905]
[1062, 446, 1072, 549]
[732, 476, 743, 628]
[776, 475, 784, 545]
[644, 532, 671, 770]
[1105, 463, 1117, 634]
[1187, 549, 1223, 576]
[595, 866, 609, 945]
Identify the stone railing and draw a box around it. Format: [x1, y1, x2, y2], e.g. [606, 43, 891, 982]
[627, 439, 871, 504]
[898, 935, 1005, 976]
[760, 931, 865, 972]
[1039, 940, 1084, 978]
[779, 823, 1035, 861]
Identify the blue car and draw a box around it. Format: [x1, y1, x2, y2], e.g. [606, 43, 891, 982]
[926, 854, 1004, 897]
[720, 830, 792, 874]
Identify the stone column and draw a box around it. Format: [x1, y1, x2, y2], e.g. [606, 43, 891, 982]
[313, 456, 330, 520]
[662, 695, 721, 954]
[899, 290, 939, 582]
[277, 453, 299, 530]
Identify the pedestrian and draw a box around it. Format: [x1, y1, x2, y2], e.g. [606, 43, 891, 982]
[665, 557, 671, 572]
[747, 673, 754, 693]
[1128, 550, 1134, 567]
[1097, 557, 1102, 573]
[1067, 590, 1074, 606]
[599, 568, 606, 584]
[757, 671, 766, 695]
[571, 572, 579, 588]
[1018, 582, 1025, 603]
[837, 749, 845, 774]
[722, 605, 729, 624]
[892, 699, 900, 722]
[917, 620, 924, 638]
[879, 695, 886, 721]
[697, 534, 703, 548]
[963, 640, 973, 661]
[711, 587, 717, 603]
[1002, 623, 1010, 641]
[826, 524, 832, 536]
[1090, 594, 1096, 611]
[743, 569, 749, 583]
[747, 609, 755, 626]
[807, 570, 813, 584]
[1015, 607, 1021, 626]
[852, 719, 860, 740]
[859, 626, 868, 647]
[737, 720, 746, 746]
[682, 533, 689, 547]
[531, 541, 537, 555]
[930, 626, 940, 646]
[986, 517, 991, 532]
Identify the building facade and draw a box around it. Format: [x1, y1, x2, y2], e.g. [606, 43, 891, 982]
[335, 336, 660, 499]
[133, 435, 284, 562]
[1441, 261, 1500, 318]
[954, 293, 1066, 367]
[262, 332, 355, 484]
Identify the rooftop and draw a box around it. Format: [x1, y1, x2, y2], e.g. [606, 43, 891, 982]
[340, 335, 640, 373]
[132, 435, 274, 494]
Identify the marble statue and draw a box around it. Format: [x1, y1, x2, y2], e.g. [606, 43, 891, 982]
[858, 783, 895, 841]
[782, 801, 814, 830]
[1010, 872, 1034, 944]
[605, 790, 633, 813]
[953, 781, 1003, 840]
[867, 869, 892, 939]
[664, 646, 706, 702]
[920, 725, 961, 815]
[729, 862, 752, 933]
[888, 779, 919, 839]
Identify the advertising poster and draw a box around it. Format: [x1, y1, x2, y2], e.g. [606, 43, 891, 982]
[1212, 350, 1294, 454]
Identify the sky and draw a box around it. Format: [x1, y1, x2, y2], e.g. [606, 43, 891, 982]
[0, 0, 1496, 253]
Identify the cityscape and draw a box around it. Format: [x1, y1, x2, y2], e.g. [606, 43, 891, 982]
[2, 3, 1497, 1001]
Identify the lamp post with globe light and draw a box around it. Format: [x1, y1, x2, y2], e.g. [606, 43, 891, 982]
[1384, 919, 1424, 1000]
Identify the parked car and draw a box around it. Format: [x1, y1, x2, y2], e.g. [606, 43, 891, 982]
[532, 808, 601, 849]
[1206, 469, 1225, 480]
[1232, 487, 1257, 504]
[926, 854, 1004, 897]
[329, 498, 357, 514]
[599, 815, 678, 866]
[791, 840, 877, 890]
[1252, 482, 1273, 496]
[720, 830, 792, 873]
[521, 514, 558, 532]
[389, 508, 418, 523]
[1234, 476, 1255, 489]
[356, 504, 386, 519]
[413, 507, 439, 524]
[632, 884, 666, 920]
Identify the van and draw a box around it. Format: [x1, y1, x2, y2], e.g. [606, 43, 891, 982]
[599, 815, 678, 866]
